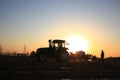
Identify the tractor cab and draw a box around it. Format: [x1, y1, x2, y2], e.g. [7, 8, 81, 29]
[49, 39, 66, 49]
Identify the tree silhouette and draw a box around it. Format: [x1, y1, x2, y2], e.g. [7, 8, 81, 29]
[30, 51, 36, 57]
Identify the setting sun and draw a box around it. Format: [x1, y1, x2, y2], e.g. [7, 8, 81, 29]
[65, 36, 88, 53]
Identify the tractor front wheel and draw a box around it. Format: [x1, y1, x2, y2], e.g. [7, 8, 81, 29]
[37, 54, 47, 62]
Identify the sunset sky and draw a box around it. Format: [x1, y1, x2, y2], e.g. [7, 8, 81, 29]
[0, 0, 120, 57]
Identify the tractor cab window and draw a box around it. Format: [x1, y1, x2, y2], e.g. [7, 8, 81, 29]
[52, 40, 66, 48]
[58, 43, 62, 47]
[53, 43, 65, 48]
[58, 43, 65, 48]
[53, 43, 58, 48]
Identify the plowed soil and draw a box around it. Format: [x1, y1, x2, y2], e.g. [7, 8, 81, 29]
[0, 56, 120, 80]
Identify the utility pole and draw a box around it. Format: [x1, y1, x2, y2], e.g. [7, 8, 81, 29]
[0, 45, 2, 55]
[24, 45, 26, 54]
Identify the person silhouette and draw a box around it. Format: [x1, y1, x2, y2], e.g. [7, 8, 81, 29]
[101, 50, 104, 63]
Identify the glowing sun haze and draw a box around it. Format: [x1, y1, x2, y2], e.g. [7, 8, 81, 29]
[65, 36, 88, 53]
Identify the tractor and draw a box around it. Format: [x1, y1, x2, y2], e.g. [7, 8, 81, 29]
[36, 39, 69, 62]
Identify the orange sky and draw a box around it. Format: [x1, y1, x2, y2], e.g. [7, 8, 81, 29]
[0, 0, 120, 58]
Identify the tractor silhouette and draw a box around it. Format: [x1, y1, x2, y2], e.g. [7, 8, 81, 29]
[36, 39, 69, 62]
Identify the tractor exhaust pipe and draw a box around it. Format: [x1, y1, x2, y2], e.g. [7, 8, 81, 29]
[49, 39, 52, 48]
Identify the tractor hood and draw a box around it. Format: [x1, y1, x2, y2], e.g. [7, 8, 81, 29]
[36, 47, 49, 53]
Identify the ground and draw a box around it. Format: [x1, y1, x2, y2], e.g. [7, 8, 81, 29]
[0, 56, 120, 80]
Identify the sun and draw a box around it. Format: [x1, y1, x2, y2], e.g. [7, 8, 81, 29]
[65, 36, 88, 53]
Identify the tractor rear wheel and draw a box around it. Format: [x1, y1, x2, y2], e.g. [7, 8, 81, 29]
[57, 52, 69, 62]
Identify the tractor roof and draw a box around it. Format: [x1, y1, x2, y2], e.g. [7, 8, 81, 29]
[52, 39, 65, 43]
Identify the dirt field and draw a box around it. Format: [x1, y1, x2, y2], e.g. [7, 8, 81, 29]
[0, 56, 120, 80]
